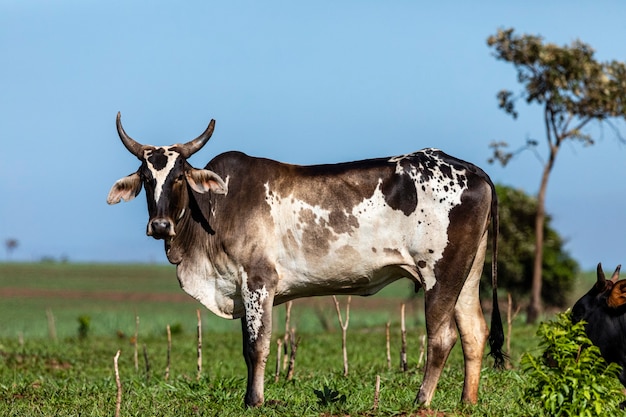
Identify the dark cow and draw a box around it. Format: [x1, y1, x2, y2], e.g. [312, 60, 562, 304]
[107, 113, 505, 408]
[572, 263, 626, 386]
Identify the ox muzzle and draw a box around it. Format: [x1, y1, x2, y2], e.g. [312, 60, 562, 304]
[147, 217, 176, 239]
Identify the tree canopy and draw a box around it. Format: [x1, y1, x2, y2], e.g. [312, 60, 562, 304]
[486, 28, 626, 322]
[488, 28, 626, 147]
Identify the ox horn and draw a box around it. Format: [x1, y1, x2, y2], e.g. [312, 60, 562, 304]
[596, 262, 609, 292]
[597, 263, 607, 283]
[116, 112, 144, 158]
[611, 264, 622, 283]
[178, 119, 216, 158]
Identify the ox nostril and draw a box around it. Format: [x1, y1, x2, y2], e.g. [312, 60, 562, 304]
[149, 219, 172, 237]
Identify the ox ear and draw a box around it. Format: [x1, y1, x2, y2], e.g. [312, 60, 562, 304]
[107, 172, 142, 204]
[186, 168, 228, 195]
[608, 279, 626, 309]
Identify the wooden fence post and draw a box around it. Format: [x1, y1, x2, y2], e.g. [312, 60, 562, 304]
[275, 339, 282, 383]
[333, 295, 351, 377]
[196, 309, 202, 380]
[373, 375, 381, 411]
[133, 314, 139, 372]
[282, 301, 292, 371]
[286, 329, 299, 381]
[113, 350, 122, 417]
[46, 308, 57, 342]
[165, 324, 171, 381]
[400, 304, 407, 372]
[385, 321, 391, 371]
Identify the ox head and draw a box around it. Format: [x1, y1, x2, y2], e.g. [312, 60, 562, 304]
[107, 112, 228, 240]
[572, 263, 624, 323]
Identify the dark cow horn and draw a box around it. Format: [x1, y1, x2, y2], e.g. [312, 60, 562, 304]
[611, 264, 622, 283]
[179, 119, 215, 158]
[597, 263, 607, 284]
[116, 112, 144, 158]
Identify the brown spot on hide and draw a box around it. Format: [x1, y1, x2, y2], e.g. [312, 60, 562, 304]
[282, 229, 299, 252]
[298, 208, 337, 260]
[298, 208, 317, 225]
[328, 210, 359, 234]
[336, 245, 359, 262]
[301, 224, 334, 259]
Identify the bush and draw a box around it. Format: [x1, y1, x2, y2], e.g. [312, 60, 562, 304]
[77, 315, 91, 339]
[483, 185, 579, 308]
[520, 312, 625, 416]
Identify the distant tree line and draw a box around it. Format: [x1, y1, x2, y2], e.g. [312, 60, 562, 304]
[3, 238, 69, 263]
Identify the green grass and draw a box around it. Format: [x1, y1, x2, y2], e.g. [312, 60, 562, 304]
[0, 262, 592, 416]
[1, 327, 535, 416]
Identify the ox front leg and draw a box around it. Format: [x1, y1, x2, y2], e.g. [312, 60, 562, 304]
[240, 274, 275, 408]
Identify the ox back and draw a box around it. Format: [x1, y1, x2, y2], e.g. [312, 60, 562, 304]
[108, 113, 505, 409]
[572, 263, 626, 387]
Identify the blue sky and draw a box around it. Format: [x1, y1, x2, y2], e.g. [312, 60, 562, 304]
[1, 1, 625, 270]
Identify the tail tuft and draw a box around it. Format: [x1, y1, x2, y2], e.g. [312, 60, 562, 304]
[488, 287, 507, 369]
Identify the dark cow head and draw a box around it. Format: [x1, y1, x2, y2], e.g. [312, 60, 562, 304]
[572, 263, 624, 324]
[107, 112, 228, 240]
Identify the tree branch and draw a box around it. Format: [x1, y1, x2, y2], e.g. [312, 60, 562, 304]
[603, 118, 626, 143]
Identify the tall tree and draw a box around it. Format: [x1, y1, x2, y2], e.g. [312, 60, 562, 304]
[487, 28, 626, 323]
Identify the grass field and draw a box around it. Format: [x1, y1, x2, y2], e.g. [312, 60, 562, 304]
[0, 263, 599, 416]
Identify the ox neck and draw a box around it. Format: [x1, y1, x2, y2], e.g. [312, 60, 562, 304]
[165, 189, 216, 264]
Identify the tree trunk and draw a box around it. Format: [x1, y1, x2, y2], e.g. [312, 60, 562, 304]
[526, 143, 558, 324]
[526, 187, 545, 323]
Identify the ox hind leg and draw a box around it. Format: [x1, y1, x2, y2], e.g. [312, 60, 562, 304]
[240, 266, 276, 408]
[453, 230, 489, 404]
[416, 276, 460, 406]
[416, 232, 489, 407]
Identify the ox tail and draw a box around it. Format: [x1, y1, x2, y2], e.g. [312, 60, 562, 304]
[488, 183, 506, 369]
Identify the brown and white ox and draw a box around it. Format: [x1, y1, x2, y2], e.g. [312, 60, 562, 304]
[107, 113, 505, 408]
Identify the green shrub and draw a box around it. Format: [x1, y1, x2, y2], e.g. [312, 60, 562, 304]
[169, 322, 184, 335]
[77, 315, 91, 339]
[313, 385, 347, 406]
[520, 311, 625, 416]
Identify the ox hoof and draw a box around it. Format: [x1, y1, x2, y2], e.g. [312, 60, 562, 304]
[244, 395, 264, 408]
[414, 392, 430, 407]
